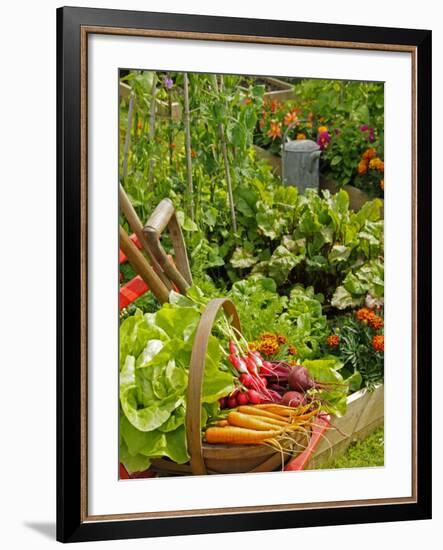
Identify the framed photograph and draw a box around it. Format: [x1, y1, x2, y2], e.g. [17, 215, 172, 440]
[57, 6, 432, 543]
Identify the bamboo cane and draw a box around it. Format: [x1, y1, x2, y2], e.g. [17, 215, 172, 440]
[183, 72, 195, 221]
[167, 72, 174, 167]
[121, 92, 134, 180]
[210, 75, 237, 233]
[147, 72, 158, 188]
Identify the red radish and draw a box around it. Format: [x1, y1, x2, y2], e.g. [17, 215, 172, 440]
[228, 354, 248, 374]
[281, 391, 306, 407]
[249, 350, 264, 370]
[227, 396, 238, 409]
[240, 373, 254, 388]
[247, 390, 262, 404]
[229, 387, 240, 398]
[219, 397, 226, 409]
[229, 341, 239, 356]
[237, 392, 249, 406]
[260, 376, 268, 387]
[244, 356, 259, 376]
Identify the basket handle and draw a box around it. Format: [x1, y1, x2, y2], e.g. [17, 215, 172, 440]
[186, 298, 241, 475]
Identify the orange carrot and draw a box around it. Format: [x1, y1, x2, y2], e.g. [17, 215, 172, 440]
[227, 411, 286, 431]
[237, 406, 289, 423]
[216, 420, 229, 427]
[204, 426, 280, 444]
[255, 405, 293, 417]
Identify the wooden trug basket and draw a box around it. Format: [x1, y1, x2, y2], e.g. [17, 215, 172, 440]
[151, 297, 309, 476]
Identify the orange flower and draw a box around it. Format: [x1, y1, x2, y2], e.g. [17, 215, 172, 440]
[267, 120, 282, 140]
[260, 332, 277, 341]
[191, 149, 197, 158]
[277, 334, 287, 344]
[369, 315, 384, 330]
[258, 339, 279, 356]
[284, 111, 299, 126]
[372, 334, 384, 353]
[137, 120, 143, 130]
[288, 345, 298, 356]
[244, 97, 252, 105]
[305, 122, 313, 129]
[362, 148, 377, 160]
[318, 125, 328, 135]
[296, 133, 306, 140]
[326, 335, 340, 348]
[356, 307, 373, 323]
[369, 157, 384, 172]
[358, 159, 369, 175]
[380, 178, 384, 191]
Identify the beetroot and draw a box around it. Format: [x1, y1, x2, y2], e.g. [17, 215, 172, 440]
[288, 365, 315, 392]
[227, 396, 238, 408]
[281, 391, 306, 407]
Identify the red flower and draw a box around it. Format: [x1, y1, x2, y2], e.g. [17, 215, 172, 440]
[270, 99, 281, 113]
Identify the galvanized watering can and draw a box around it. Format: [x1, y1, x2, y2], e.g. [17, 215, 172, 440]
[281, 123, 321, 193]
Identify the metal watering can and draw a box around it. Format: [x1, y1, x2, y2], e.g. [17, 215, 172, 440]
[281, 122, 321, 193]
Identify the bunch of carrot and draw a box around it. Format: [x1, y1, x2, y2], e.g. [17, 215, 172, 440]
[205, 403, 319, 445]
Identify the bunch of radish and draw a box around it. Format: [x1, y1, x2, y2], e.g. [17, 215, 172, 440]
[219, 342, 283, 409]
[219, 339, 340, 410]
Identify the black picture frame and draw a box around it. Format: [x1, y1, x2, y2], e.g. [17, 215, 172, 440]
[57, 6, 432, 543]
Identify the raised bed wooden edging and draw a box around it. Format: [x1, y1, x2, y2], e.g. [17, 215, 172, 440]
[306, 384, 384, 469]
[261, 76, 297, 102]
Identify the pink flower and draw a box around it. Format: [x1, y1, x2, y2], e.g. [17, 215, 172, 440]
[360, 124, 369, 132]
[317, 130, 330, 150]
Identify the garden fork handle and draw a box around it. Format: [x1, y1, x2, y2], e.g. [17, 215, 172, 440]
[143, 198, 193, 294]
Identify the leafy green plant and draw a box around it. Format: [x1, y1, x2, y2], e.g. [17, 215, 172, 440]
[324, 308, 384, 390]
[119, 303, 235, 473]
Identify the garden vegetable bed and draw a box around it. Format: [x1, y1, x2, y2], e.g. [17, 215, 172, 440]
[118, 69, 385, 477]
[253, 144, 384, 214]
